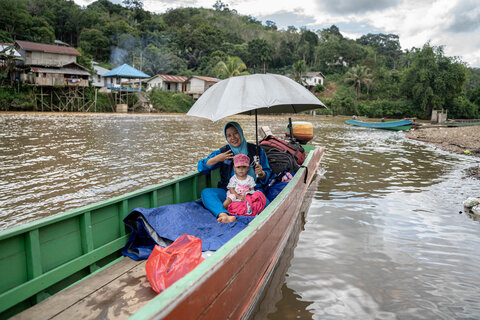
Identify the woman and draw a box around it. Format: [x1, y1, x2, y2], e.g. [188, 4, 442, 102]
[197, 121, 271, 223]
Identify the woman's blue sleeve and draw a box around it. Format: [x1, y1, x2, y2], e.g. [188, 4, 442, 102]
[197, 149, 222, 174]
[258, 148, 272, 187]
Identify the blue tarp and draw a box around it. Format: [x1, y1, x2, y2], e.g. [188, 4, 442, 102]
[122, 201, 254, 260]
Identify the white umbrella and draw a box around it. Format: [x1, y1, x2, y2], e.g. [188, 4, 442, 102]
[187, 74, 327, 165]
[187, 74, 326, 122]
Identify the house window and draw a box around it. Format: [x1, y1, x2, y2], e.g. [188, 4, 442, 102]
[42, 73, 46, 78]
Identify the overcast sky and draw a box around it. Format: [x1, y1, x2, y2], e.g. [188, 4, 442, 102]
[75, 0, 480, 68]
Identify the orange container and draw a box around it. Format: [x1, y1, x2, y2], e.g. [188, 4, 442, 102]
[285, 121, 314, 143]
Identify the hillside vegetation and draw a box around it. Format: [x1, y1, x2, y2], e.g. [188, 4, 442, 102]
[0, 0, 479, 118]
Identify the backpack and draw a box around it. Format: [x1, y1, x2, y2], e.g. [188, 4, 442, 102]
[259, 135, 306, 165]
[261, 147, 300, 174]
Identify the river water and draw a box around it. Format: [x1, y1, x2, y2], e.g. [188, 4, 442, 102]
[1, 113, 480, 319]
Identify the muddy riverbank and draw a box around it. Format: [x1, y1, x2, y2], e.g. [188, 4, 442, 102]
[407, 125, 480, 179]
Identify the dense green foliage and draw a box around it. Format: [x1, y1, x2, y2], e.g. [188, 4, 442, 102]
[0, 0, 479, 118]
[148, 88, 195, 112]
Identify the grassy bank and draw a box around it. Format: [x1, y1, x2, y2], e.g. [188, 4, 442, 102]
[0, 85, 195, 113]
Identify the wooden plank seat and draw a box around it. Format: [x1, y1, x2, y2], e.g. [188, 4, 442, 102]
[12, 258, 156, 320]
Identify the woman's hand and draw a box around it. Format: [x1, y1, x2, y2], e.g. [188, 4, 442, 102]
[206, 150, 233, 166]
[255, 163, 266, 180]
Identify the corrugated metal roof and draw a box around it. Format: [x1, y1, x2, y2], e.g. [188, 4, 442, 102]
[305, 71, 325, 78]
[191, 75, 219, 82]
[158, 74, 188, 82]
[102, 64, 150, 78]
[93, 65, 110, 75]
[16, 40, 81, 56]
[31, 67, 90, 76]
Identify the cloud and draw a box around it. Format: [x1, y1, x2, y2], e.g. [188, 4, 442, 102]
[256, 11, 316, 29]
[71, 0, 480, 67]
[316, 0, 399, 15]
[143, 0, 207, 13]
[447, 0, 480, 33]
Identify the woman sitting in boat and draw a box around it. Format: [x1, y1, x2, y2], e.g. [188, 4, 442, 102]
[197, 122, 271, 223]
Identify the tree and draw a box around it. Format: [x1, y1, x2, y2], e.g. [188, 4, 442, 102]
[142, 44, 187, 75]
[292, 60, 306, 85]
[356, 33, 402, 69]
[28, 16, 55, 43]
[0, 0, 32, 39]
[123, 0, 143, 10]
[0, 45, 19, 85]
[265, 20, 277, 30]
[214, 56, 249, 79]
[298, 28, 318, 66]
[79, 28, 110, 61]
[247, 38, 273, 73]
[401, 44, 467, 118]
[213, 0, 229, 11]
[344, 65, 373, 99]
[318, 25, 343, 42]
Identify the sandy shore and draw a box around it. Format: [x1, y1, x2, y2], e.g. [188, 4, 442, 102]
[407, 125, 480, 179]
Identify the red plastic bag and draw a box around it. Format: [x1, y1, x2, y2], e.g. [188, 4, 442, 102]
[145, 234, 204, 294]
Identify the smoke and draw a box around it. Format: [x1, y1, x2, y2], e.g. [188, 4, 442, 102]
[110, 46, 129, 66]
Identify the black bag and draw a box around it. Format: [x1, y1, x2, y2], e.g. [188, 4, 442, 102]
[261, 147, 300, 174]
[259, 135, 306, 165]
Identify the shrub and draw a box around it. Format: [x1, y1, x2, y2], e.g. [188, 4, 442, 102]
[313, 84, 325, 93]
[148, 88, 195, 113]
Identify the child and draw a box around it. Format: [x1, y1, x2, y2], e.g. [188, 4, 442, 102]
[223, 153, 256, 210]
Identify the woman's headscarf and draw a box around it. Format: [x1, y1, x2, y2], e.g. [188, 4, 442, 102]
[223, 121, 256, 179]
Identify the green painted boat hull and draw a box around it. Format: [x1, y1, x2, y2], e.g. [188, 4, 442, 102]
[346, 119, 413, 131]
[0, 169, 221, 318]
[384, 125, 414, 131]
[0, 145, 323, 319]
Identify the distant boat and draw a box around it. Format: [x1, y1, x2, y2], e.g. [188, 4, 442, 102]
[441, 119, 480, 127]
[345, 119, 414, 131]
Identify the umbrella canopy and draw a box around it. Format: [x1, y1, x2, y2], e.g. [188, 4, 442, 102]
[186, 74, 326, 122]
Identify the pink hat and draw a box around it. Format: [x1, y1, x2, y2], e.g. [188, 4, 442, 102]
[233, 154, 250, 167]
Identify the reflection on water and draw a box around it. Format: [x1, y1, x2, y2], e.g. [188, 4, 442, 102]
[281, 120, 480, 319]
[1, 113, 480, 319]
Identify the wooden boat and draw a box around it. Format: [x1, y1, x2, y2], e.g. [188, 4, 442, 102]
[441, 119, 480, 127]
[0, 145, 324, 319]
[345, 119, 413, 131]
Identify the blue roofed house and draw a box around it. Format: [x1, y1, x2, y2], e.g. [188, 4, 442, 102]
[102, 63, 150, 92]
[101, 64, 150, 112]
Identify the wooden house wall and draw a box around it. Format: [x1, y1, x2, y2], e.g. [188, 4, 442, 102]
[24, 51, 76, 67]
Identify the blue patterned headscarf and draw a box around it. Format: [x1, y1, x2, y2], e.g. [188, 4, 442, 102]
[223, 122, 255, 178]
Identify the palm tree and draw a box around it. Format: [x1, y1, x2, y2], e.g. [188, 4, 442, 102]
[292, 60, 306, 85]
[214, 56, 249, 79]
[344, 65, 374, 99]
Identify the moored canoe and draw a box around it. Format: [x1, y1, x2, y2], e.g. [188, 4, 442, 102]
[346, 119, 413, 131]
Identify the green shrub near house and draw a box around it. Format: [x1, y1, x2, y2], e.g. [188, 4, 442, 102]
[0, 85, 36, 111]
[148, 88, 195, 113]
